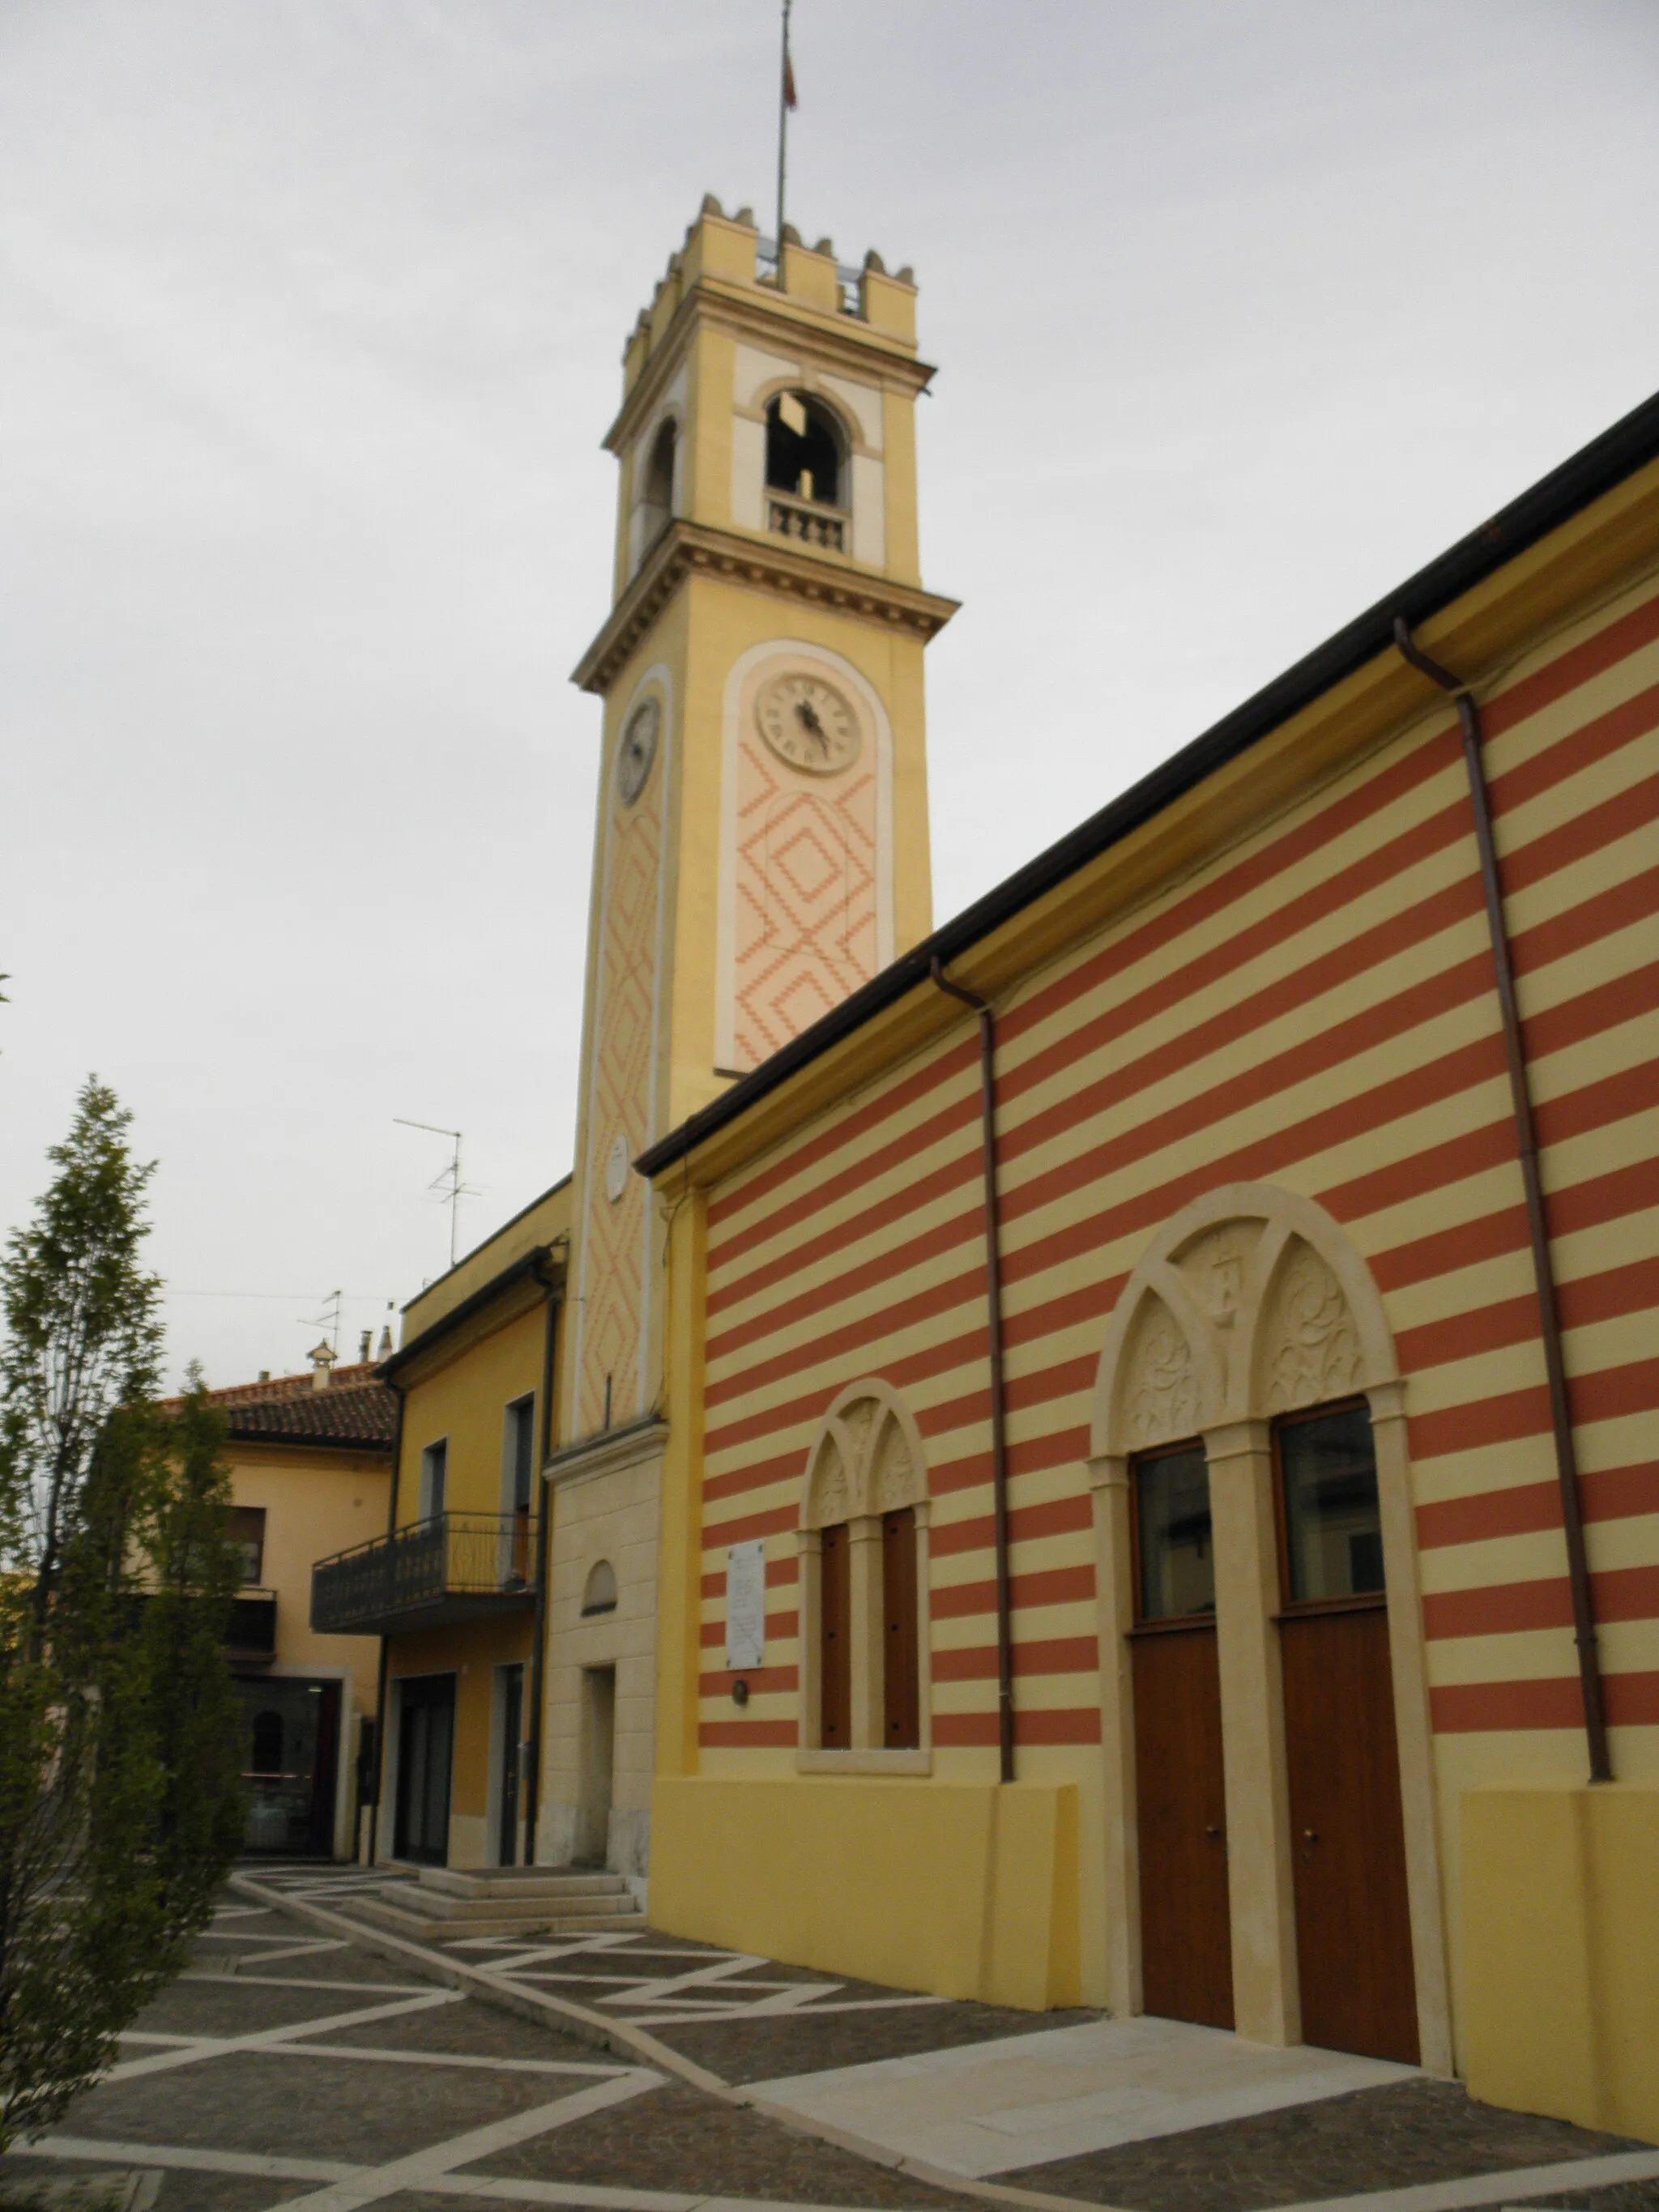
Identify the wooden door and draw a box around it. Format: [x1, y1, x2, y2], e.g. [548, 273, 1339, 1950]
[882, 1508, 919, 1749]
[819, 1523, 851, 1747]
[1282, 1605, 1418, 2063]
[1132, 1624, 1233, 2028]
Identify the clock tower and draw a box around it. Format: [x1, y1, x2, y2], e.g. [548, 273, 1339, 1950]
[562, 195, 957, 1448]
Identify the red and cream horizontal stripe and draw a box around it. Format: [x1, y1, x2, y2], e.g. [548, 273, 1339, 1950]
[697, 574, 1659, 1753]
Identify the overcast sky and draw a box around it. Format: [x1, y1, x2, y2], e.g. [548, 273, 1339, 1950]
[3, 0, 1657, 1390]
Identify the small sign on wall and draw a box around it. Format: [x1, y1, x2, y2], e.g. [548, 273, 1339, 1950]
[725, 1539, 766, 1671]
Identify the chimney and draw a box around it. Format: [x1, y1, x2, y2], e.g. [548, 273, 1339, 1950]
[358, 1328, 373, 1363]
[308, 1340, 337, 1392]
[258, 1370, 271, 1383]
[377, 1323, 394, 1362]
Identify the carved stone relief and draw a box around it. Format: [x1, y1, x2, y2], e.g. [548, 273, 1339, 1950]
[1262, 1238, 1364, 1413]
[1120, 1296, 1201, 1450]
[803, 1381, 928, 1527]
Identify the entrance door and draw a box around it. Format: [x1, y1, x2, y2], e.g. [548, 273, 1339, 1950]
[577, 1664, 615, 1866]
[497, 1664, 523, 1868]
[237, 1677, 340, 1857]
[1131, 1444, 1233, 2029]
[394, 1673, 455, 1866]
[1277, 1404, 1418, 2064]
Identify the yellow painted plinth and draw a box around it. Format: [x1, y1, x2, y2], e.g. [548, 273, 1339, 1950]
[1462, 1784, 1659, 2143]
[650, 1775, 1081, 2011]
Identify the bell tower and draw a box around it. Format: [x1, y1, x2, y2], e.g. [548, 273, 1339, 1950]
[564, 194, 957, 1445]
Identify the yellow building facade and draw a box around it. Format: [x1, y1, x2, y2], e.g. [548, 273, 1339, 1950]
[313, 1182, 569, 1870]
[305, 197, 1659, 2142]
[633, 359, 1659, 2142]
[181, 1359, 392, 1859]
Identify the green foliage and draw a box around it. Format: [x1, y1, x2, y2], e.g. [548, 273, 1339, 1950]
[0, 1085, 245, 2152]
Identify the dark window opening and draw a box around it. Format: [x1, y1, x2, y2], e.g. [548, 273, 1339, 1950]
[640, 418, 676, 545]
[1277, 1401, 1385, 1605]
[766, 390, 842, 507]
[1133, 1444, 1215, 1622]
[819, 1522, 851, 1746]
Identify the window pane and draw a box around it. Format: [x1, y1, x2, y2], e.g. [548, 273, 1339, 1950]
[1280, 1404, 1384, 1602]
[226, 1506, 266, 1584]
[1135, 1447, 1214, 1621]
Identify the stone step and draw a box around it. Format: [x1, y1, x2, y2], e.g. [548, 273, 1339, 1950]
[346, 1891, 642, 1944]
[419, 1865, 629, 1903]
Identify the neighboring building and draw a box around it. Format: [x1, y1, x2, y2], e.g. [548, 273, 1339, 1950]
[313, 1182, 569, 1871]
[176, 1356, 394, 1859]
[634, 382, 1659, 2143]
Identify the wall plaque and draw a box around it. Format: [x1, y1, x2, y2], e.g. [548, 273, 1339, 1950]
[725, 1539, 766, 1671]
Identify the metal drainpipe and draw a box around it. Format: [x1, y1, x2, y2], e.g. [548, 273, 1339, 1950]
[1393, 617, 1611, 1783]
[522, 1272, 561, 1862]
[930, 957, 1016, 1783]
[366, 1379, 406, 1865]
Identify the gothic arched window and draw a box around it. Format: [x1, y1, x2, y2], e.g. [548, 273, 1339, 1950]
[799, 1379, 929, 1754]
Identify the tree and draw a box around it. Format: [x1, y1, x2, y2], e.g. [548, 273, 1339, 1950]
[0, 1080, 245, 2151]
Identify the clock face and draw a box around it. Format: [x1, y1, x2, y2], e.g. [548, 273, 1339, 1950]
[755, 671, 861, 777]
[616, 697, 660, 805]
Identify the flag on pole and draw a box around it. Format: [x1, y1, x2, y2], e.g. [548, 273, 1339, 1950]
[783, 46, 797, 109]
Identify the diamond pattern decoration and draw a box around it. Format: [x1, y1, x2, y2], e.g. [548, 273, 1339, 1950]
[732, 732, 880, 1070]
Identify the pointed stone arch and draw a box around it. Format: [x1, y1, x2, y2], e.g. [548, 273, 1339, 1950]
[802, 1377, 928, 1529]
[1091, 1182, 1399, 1455]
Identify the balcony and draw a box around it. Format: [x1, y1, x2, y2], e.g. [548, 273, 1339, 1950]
[226, 1587, 278, 1666]
[767, 493, 846, 552]
[310, 1512, 537, 1638]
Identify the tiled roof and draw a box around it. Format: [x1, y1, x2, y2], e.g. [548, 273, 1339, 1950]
[158, 1365, 396, 1452]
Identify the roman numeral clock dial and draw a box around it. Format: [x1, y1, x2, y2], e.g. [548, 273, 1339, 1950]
[756, 671, 861, 776]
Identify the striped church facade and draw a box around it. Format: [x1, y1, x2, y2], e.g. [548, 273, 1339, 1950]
[642, 400, 1659, 2138]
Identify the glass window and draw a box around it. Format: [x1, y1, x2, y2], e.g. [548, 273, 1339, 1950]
[1278, 1403, 1385, 1603]
[226, 1505, 266, 1584]
[419, 1438, 447, 1521]
[1134, 1445, 1215, 1621]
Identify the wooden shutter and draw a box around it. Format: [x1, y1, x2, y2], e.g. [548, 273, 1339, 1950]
[882, 1507, 920, 1749]
[819, 1524, 851, 1747]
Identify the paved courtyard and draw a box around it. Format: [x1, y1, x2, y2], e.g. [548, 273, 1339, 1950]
[2, 1869, 1656, 2212]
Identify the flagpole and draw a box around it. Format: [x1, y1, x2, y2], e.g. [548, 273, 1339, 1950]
[774, 0, 792, 259]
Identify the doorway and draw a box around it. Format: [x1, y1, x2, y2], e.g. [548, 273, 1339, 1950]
[1276, 1404, 1418, 2064]
[237, 1677, 339, 1857]
[1131, 1445, 1232, 2029]
[394, 1673, 455, 1866]
[577, 1664, 616, 1867]
[497, 1664, 524, 1868]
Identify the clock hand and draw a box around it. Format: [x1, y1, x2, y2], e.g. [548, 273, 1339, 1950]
[794, 698, 830, 754]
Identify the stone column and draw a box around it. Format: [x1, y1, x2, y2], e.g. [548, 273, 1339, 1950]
[847, 1515, 885, 1750]
[1206, 1416, 1300, 2046]
[1090, 1452, 1141, 2018]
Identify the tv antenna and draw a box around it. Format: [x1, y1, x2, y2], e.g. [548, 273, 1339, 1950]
[394, 1119, 476, 1268]
[301, 1287, 344, 1355]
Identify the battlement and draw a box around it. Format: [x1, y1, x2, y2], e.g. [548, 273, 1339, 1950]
[621, 194, 917, 396]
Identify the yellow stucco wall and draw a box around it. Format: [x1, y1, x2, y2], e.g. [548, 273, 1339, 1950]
[1462, 1784, 1659, 2142]
[395, 1300, 548, 1526]
[650, 1775, 1080, 2011]
[228, 1444, 386, 1718]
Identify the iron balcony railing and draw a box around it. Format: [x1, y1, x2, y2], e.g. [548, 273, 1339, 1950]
[310, 1511, 537, 1638]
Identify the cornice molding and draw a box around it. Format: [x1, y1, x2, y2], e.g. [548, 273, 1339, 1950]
[605, 275, 932, 457]
[544, 1414, 669, 1490]
[571, 520, 960, 697]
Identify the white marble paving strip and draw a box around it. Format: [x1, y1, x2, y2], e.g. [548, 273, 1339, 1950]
[254, 2067, 662, 2211]
[32, 2135, 921, 2212]
[181, 1971, 435, 1993]
[105, 1988, 459, 2080]
[270, 2044, 632, 2075]
[1265, 2148, 1659, 2212]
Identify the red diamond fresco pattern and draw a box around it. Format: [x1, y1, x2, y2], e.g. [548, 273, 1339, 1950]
[732, 732, 879, 1071]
